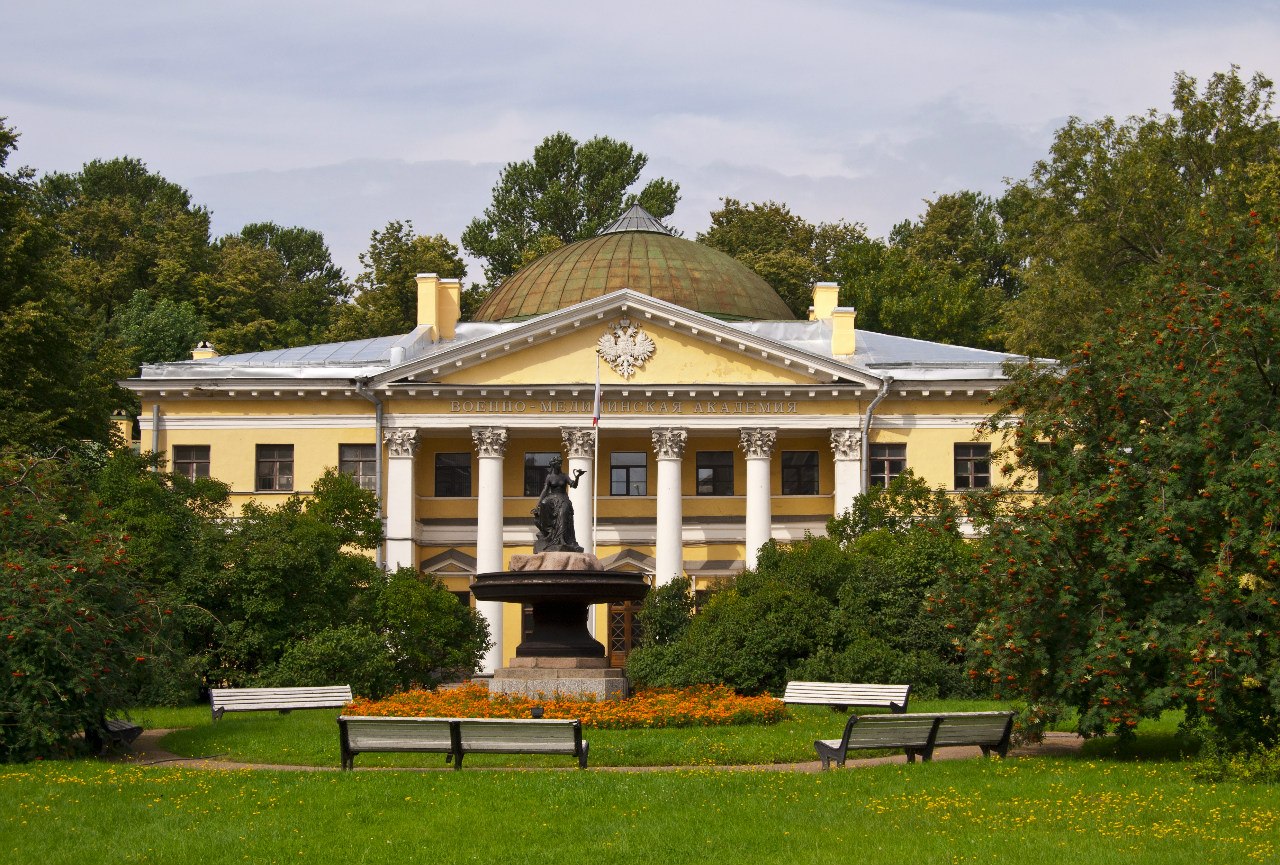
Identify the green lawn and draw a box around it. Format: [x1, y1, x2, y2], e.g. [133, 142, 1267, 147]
[2, 755, 1275, 864]
[139, 698, 1021, 769]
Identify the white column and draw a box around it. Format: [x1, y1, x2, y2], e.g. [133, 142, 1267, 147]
[651, 428, 687, 586]
[561, 427, 596, 554]
[740, 428, 777, 569]
[471, 426, 508, 674]
[383, 429, 419, 571]
[830, 428, 863, 518]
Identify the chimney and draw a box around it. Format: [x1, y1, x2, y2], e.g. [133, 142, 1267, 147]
[831, 307, 856, 356]
[810, 282, 839, 321]
[416, 273, 440, 338]
[191, 340, 219, 360]
[437, 278, 462, 341]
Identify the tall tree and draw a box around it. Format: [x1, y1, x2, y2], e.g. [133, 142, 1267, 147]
[328, 221, 465, 341]
[0, 120, 127, 449]
[1002, 67, 1280, 358]
[197, 223, 350, 355]
[462, 133, 680, 285]
[952, 199, 1280, 749]
[698, 199, 868, 318]
[38, 157, 213, 321]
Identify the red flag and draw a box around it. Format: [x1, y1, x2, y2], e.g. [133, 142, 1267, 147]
[592, 359, 602, 426]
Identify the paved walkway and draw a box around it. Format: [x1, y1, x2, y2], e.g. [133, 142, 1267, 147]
[115, 729, 1086, 773]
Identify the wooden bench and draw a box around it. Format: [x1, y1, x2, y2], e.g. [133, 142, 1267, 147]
[103, 718, 143, 748]
[337, 716, 589, 770]
[783, 681, 911, 713]
[814, 710, 1014, 769]
[210, 685, 353, 721]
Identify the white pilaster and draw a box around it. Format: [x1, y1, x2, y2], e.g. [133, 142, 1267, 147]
[471, 426, 508, 673]
[740, 428, 777, 569]
[651, 428, 687, 586]
[562, 427, 596, 554]
[383, 429, 419, 571]
[830, 428, 863, 518]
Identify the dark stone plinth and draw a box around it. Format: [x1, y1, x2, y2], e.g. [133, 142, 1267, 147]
[471, 567, 649, 658]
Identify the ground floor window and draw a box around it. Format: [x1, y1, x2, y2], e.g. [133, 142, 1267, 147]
[780, 450, 819, 495]
[954, 442, 991, 489]
[339, 444, 376, 491]
[610, 451, 648, 496]
[696, 451, 734, 495]
[524, 452, 558, 496]
[435, 452, 472, 497]
[255, 444, 293, 491]
[172, 445, 210, 480]
[869, 443, 906, 488]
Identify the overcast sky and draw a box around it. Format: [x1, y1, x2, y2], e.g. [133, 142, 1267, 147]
[4, 1, 1277, 279]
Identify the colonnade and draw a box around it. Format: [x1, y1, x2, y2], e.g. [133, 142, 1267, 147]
[381, 424, 866, 672]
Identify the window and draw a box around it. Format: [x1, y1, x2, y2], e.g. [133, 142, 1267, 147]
[696, 451, 734, 496]
[869, 443, 906, 488]
[780, 450, 819, 495]
[256, 444, 293, 491]
[954, 443, 991, 490]
[450, 590, 472, 607]
[435, 453, 472, 497]
[610, 451, 648, 496]
[523, 452, 557, 496]
[339, 444, 376, 491]
[173, 445, 210, 481]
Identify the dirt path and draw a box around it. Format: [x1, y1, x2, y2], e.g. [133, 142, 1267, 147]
[114, 728, 1085, 773]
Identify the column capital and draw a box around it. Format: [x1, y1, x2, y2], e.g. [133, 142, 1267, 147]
[471, 426, 509, 458]
[739, 428, 778, 459]
[651, 427, 688, 460]
[561, 427, 596, 460]
[830, 428, 862, 460]
[384, 428, 419, 458]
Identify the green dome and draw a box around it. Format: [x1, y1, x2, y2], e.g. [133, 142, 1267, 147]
[473, 207, 795, 322]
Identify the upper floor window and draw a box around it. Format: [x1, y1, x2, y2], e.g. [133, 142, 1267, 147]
[954, 443, 991, 490]
[696, 451, 734, 496]
[610, 451, 648, 496]
[435, 452, 472, 497]
[869, 443, 906, 488]
[173, 445, 210, 481]
[339, 444, 376, 492]
[780, 450, 819, 495]
[256, 444, 293, 492]
[524, 452, 558, 496]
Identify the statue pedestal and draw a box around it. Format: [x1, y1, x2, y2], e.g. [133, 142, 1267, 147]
[489, 656, 630, 701]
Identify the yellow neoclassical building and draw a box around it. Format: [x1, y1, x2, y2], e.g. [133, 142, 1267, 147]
[124, 207, 1023, 672]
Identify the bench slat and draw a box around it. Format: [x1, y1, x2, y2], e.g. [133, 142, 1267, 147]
[338, 716, 588, 770]
[211, 685, 353, 720]
[783, 681, 911, 712]
[814, 710, 1015, 769]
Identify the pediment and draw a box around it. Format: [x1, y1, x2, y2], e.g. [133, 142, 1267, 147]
[369, 290, 880, 390]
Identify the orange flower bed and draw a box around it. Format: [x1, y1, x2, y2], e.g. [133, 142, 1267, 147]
[345, 683, 784, 729]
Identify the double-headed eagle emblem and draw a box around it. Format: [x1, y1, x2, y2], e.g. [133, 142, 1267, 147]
[597, 317, 655, 380]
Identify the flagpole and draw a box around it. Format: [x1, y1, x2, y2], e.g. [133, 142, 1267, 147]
[591, 354, 601, 553]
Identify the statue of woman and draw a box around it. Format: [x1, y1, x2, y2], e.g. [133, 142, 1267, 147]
[531, 456, 586, 553]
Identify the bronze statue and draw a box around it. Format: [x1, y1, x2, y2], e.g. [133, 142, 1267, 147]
[531, 455, 585, 553]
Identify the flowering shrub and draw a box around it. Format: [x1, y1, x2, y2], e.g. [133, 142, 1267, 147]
[345, 683, 785, 729]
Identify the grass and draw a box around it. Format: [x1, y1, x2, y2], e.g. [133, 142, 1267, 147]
[142, 698, 1018, 769]
[3, 754, 1277, 864]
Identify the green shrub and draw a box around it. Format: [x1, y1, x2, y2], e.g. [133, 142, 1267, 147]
[373, 568, 490, 689]
[263, 624, 397, 699]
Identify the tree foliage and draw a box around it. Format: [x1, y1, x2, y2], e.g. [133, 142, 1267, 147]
[0, 450, 162, 760]
[369, 568, 490, 690]
[952, 202, 1280, 748]
[462, 133, 679, 285]
[329, 220, 465, 340]
[0, 121, 129, 449]
[1002, 67, 1280, 358]
[698, 198, 867, 318]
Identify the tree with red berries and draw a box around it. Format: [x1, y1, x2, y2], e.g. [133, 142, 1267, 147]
[949, 195, 1280, 750]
